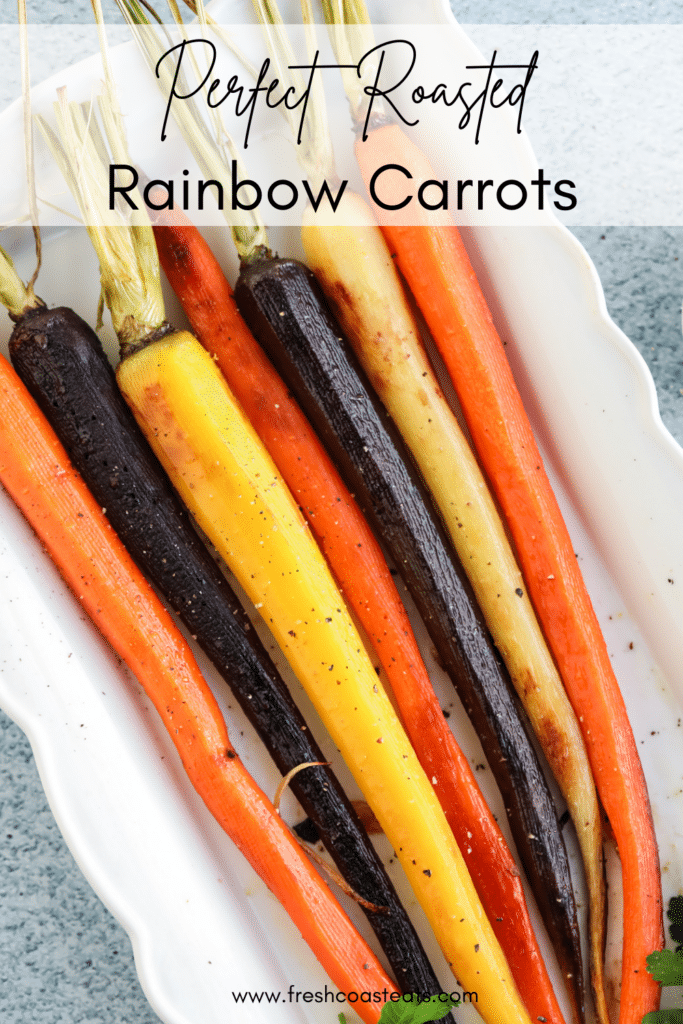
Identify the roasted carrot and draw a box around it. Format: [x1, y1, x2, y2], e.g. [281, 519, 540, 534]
[354, 121, 663, 1024]
[0, 345, 396, 1021]
[154, 209, 566, 1024]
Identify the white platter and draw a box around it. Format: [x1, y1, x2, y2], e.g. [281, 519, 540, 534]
[1, 3, 683, 1023]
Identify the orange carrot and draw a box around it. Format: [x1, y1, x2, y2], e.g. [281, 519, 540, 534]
[0, 349, 396, 1020]
[153, 214, 566, 1024]
[355, 122, 663, 1024]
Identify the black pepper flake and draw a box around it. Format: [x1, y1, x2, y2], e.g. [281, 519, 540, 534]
[423, 869, 431, 877]
[515, 587, 524, 597]
[474, 944, 480, 952]
[226, 749, 236, 759]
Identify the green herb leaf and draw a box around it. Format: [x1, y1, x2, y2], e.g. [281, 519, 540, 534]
[646, 950, 683, 987]
[378, 993, 457, 1024]
[642, 1010, 683, 1023]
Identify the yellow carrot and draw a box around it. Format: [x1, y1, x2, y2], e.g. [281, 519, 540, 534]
[117, 329, 534, 1024]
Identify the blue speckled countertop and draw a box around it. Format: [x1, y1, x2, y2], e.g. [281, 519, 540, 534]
[1, 2, 682, 1022]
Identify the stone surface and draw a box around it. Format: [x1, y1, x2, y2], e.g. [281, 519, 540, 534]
[0, 714, 161, 1024]
[572, 226, 683, 442]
